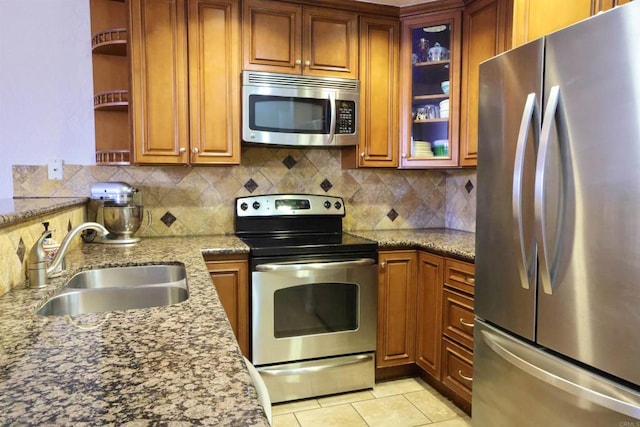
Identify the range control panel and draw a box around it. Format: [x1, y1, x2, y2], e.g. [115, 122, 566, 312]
[235, 194, 345, 217]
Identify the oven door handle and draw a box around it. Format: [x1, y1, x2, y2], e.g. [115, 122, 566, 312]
[255, 258, 376, 272]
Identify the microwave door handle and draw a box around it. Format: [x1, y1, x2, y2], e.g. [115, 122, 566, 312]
[327, 92, 336, 144]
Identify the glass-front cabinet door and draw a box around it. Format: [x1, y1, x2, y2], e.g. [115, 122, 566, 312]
[400, 11, 461, 168]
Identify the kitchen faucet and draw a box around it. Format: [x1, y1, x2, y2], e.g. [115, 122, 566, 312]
[27, 222, 109, 288]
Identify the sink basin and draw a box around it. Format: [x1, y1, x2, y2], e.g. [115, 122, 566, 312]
[36, 264, 189, 316]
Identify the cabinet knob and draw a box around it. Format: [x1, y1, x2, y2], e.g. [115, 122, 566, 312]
[402, 153, 407, 158]
[192, 147, 199, 154]
[304, 60, 311, 66]
[179, 147, 187, 153]
[295, 59, 302, 65]
[360, 152, 365, 158]
[380, 262, 386, 270]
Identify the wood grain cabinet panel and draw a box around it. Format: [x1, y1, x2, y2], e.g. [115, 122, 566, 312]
[129, 0, 240, 165]
[242, 0, 357, 78]
[205, 255, 249, 357]
[441, 337, 473, 403]
[343, 15, 399, 168]
[444, 258, 475, 295]
[415, 251, 444, 379]
[187, 0, 240, 164]
[377, 251, 417, 368]
[459, 0, 511, 167]
[442, 288, 474, 350]
[511, 0, 593, 47]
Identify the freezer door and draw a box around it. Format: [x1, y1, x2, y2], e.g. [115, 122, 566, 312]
[473, 321, 640, 426]
[535, 1, 640, 386]
[475, 39, 543, 340]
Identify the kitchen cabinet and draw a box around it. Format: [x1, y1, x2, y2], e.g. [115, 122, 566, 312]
[342, 15, 400, 168]
[399, 10, 462, 168]
[129, 0, 240, 165]
[510, 0, 625, 47]
[439, 258, 475, 411]
[377, 251, 417, 368]
[90, 0, 131, 165]
[415, 251, 443, 379]
[459, 0, 512, 167]
[376, 249, 475, 413]
[204, 254, 249, 357]
[242, 0, 358, 78]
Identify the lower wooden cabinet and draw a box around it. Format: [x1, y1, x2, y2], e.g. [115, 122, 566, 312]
[204, 253, 249, 357]
[441, 337, 473, 404]
[377, 249, 475, 412]
[377, 251, 417, 368]
[415, 251, 443, 379]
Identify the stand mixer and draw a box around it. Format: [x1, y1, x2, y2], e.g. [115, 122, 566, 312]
[84, 182, 145, 244]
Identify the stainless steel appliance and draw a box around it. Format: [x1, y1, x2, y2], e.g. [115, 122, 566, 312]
[474, 3, 640, 425]
[235, 194, 377, 403]
[85, 182, 145, 244]
[242, 71, 359, 146]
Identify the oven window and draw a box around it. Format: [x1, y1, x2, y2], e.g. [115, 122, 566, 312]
[249, 95, 330, 134]
[273, 283, 358, 338]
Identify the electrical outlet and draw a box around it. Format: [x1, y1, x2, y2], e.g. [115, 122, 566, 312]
[48, 160, 63, 180]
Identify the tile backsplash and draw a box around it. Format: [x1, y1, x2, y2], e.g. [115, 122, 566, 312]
[0, 206, 86, 296]
[13, 146, 476, 236]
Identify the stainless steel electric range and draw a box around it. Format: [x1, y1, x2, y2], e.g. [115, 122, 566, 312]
[235, 194, 378, 403]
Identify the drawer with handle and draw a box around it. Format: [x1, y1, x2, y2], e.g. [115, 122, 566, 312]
[444, 259, 475, 295]
[441, 337, 473, 403]
[442, 288, 474, 350]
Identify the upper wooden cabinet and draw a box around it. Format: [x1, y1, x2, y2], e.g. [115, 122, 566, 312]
[343, 15, 399, 168]
[129, 0, 240, 165]
[459, 0, 511, 167]
[399, 9, 462, 168]
[511, 0, 619, 47]
[242, 0, 358, 78]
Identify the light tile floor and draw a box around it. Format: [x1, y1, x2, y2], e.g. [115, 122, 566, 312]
[271, 377, 472, 427]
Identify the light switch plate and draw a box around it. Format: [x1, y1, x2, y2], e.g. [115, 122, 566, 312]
[48, 159, 63, 180]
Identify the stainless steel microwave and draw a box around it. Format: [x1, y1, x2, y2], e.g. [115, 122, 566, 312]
[242, 71, 359, 147]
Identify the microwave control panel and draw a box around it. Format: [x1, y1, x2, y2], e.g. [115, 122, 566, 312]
[336, 100, 356, 134]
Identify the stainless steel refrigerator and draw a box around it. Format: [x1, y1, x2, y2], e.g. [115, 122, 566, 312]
[474, 2, 640, 425]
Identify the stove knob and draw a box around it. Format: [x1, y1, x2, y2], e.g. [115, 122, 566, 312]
[334, 201, 342, 210]
[240, 202, 248, 211]
[324, 201, 331, 209]
[252, 201, 261, 210]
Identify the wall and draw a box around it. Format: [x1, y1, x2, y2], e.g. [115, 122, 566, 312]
[12, 148, 477, 235]
[0, 0, 95, 199]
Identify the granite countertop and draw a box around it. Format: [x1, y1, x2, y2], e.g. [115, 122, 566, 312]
[0, 198, 88, 228]
[348, 228, 476, 262]
[0, 235, 270, 426]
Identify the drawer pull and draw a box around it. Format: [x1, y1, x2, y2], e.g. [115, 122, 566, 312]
[466, 277, 475, 285]
[459, 318, 474, 328]
[458, 370, 473, 382]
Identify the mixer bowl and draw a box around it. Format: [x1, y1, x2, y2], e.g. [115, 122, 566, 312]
[103, 205, 143, 237]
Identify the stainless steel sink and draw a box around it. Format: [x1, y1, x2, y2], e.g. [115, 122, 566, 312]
[36, 264, 189, 316]
[62, 264, 187, 289]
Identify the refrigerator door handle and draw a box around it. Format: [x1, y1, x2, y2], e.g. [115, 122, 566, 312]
[535, 85, 560, 295]
[480, 328, 640, 419]
[512, 92, 539, 290]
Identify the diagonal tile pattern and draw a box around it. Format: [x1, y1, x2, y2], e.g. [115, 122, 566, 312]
[12, 147, 477, 236]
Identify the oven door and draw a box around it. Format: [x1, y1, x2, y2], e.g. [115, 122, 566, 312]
[251, 257, 377, 366]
